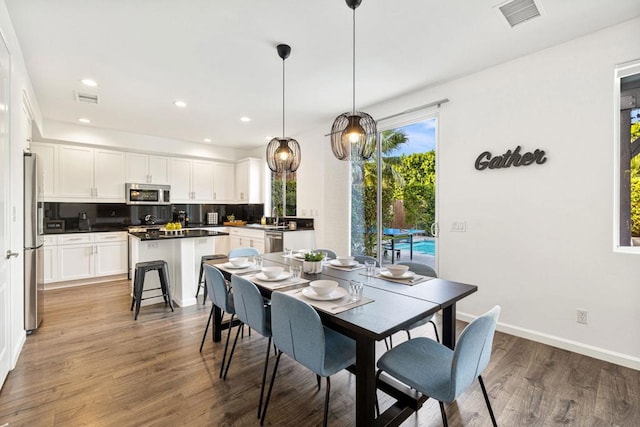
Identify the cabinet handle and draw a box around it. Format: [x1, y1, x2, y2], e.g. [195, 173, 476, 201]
[5, 250, 19, 259]
[69, 237, 82, 241]
[213, 192, 216, 200]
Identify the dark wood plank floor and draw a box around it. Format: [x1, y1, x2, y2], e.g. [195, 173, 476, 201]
[1, 280, 638, 426]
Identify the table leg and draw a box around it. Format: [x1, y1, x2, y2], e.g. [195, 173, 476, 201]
[213, 305, 222, 342]
[355, 336, 377, 426]
[391, 239, 396, 264]
[409, 234, 413, 260]
[442, 303, 457, 349]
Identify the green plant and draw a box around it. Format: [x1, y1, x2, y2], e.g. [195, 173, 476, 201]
[304, 251, 323, 262]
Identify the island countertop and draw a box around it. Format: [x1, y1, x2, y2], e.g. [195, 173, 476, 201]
[129, 229, 229, 241]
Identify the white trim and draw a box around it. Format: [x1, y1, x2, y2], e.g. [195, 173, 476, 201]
[458, 312, 640, 371]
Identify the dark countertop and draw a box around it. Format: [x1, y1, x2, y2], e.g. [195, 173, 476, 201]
[129, 229, 229, 241]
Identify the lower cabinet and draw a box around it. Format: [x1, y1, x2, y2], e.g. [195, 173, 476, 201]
[46, 232, 128, 283]
[227, 228, 265, 254]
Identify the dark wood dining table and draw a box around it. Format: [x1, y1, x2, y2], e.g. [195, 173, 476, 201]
[209, 252, 477, 427]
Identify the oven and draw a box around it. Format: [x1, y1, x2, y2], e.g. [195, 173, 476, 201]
[265, 230, 284, 253]
[125, 183, 171, 205]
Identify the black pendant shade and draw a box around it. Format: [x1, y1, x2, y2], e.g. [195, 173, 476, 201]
[266, 43, 301, 173]
[330, 0, 377, 162]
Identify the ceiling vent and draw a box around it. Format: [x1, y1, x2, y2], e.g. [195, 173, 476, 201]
[499, 0, 541, 27]
[75, 91, 99, 104]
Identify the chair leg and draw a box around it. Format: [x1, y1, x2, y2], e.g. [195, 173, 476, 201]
[195, 263, 204, 298]
[257, 337, 272, 419]
[220, 315, 238, 379]
[323, 376, 331, 427]
[316, 374, 321, 390]
[439, 401, 448, 427]
[478, 375, 498, 427]
[430, 320, 440, 343]
[406, 329, 412, 340]
[199, 305, 214, 352]
[384, 338, 390, 351]
[260, 351, 282, 426]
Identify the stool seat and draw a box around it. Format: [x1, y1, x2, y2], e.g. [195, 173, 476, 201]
[130, 260, 174, 320]
[196, 254, 227, 304]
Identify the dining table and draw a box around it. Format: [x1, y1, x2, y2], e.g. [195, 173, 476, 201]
[208, 252, 477, 427]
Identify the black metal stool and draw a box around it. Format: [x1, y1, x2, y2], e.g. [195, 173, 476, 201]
[195, 254, 227, 304]
[130, 260, 174, 320]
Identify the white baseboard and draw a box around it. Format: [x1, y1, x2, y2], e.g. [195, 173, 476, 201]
[45, 274, 127, 290]
[11, 331, 26, 369]
[457, 312, 640, 371]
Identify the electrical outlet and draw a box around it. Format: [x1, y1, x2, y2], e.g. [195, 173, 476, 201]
[451, 221, 466, 232]
[576, 309, 588, 324]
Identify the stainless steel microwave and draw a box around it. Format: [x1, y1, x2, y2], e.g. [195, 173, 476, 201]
[125, 183, 171, 205]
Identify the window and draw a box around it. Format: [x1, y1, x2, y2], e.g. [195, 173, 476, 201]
[270, 171, 296, 217]
[615, 60, 640, 249]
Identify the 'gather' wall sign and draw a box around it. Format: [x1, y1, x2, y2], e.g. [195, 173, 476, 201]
[474, 146, 547, 171]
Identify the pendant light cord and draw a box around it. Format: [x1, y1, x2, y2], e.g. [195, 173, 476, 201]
[282, 57, 286, 138]
[352, 6, 356, 115]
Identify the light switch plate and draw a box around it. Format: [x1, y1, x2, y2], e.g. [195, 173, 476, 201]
[451, 221, 466, 232]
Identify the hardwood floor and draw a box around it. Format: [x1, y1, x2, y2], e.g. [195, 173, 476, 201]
[1, 279, 639, 426]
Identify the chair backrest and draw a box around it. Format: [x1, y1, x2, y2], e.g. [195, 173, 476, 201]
[203, 264, 234, 313]
[228, 247, 260, 258]
[315, 249, 337, 259]
[271, 292, 326, 374]
[353, 255, 379, 267]
[397, 261, 437, 277]
[230, 275, 271, 337]
[450, 306, 501, 401]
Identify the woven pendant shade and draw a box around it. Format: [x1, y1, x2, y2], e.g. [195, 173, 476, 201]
[266, 137, 301, 173]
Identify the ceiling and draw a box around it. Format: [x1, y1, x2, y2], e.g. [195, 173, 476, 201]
[5, 0, 640, 149]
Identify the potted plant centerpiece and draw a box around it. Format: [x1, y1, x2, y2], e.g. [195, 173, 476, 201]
[303, 251, 324, 274]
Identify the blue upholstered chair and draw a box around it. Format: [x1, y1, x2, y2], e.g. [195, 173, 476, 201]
[227, 275, 272, 418]
[353, 254, 379, 267]
[228, 247, 260, 258]
[376, 306, 501, 427]
[200, 264, 236, 379]
[260, 292, 356, 427]
[397, 261, 439, 342]
[315, 248, 337, 259]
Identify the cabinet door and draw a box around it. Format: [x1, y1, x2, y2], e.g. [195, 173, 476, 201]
[229, 236, 242, 252]
[235, 161, 248, 202]
[94, 149, 126, 200]
[148, 155, 170, 184]
[246, 158, 263, 203]
[213, 162, 235, 202]
[249, 238, 265, 254]
[95, 241, 127, 276]
[214, 236, 230, 256]
[191, 160, 215, 202]
[125, 153, 150, 183]
[58, 243, 94, 280]
[169, 158, 192, 202]
[42, 245, 58, 283]
[30, 142, 57, 198]
[59, 145, 94, 198]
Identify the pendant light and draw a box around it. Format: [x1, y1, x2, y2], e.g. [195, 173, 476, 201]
[266, 44, 301, 173]
[330, 0, 377, 161]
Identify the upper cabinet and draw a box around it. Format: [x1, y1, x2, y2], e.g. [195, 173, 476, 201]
[235, 158, 263, 203]
[125, 153, 170, 184]
[30, 142, 57, 198]
[212, 162, 235, 203]
[169, 158, 215, 203]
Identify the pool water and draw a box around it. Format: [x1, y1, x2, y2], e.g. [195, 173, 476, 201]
[395, 240, 436, 256]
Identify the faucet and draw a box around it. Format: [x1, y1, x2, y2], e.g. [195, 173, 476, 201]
[271, 207, 279, 226]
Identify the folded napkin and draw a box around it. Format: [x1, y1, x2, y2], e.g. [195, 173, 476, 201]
[245, 274, 310, 291]
[327, 263, 365, 272]
[283, 287, 374, 314]
[215, 263, 262, 276]
[371, 272, 434, 286]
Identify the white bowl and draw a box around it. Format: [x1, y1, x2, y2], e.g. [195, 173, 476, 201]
[385, 264, 410, 277]
[229, 257, 249, 267]
[336, 256, 355, 266]
[261, 266, 284, 279]
[309, 280, 339, 297]
[298, 249, 310, 255]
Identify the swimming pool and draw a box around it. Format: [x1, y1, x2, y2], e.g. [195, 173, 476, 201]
[395, 240, 436, 256]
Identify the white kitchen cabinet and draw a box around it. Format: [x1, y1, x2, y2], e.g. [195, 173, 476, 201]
[126, 153, 170, 184]
[227, 228, 265, 254]
[212, 162, 235, 202]
[59, 145, 94, 199]
[42, 235, 58, 284]
[94, 149, 127, 200]
[235, 158, 263, 203]
[30, 142, 58, 198]
[169, 158, 215, 203]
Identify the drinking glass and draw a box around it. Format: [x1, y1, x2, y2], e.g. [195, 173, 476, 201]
[284, 248, 293, 257]
[290, 265, 302, 280]
[253, 255, 263, 268]
[364, 260, 376, 276]
[349, 280, 363, 302]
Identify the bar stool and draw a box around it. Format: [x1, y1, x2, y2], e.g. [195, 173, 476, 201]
[130, 260, 174, 320]
[195, 254, 228, 304]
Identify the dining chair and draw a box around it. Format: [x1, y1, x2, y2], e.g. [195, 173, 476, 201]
[376, 306, 501, 427]
[353, 254, 379, 267]
[315, 248, 337, 259]
[260, 292, 356, 427]
[200, 264, 236, 379]
[228, 247, 260, 258]
[227, 275, 272, 419]
[397, 261, 439, 342]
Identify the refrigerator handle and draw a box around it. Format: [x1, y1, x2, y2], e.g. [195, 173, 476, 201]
[6, 250, 19, 259]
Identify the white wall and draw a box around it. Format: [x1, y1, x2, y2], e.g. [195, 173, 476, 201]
[300, 17, 640, 368]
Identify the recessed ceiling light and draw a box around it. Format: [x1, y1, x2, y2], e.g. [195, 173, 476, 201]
[174, 100, 187, 108]
[203, 138, 212, 143]
[81, 78, 98, 87]
[240, 116, 251, 122]
[78, 118, 91, 124]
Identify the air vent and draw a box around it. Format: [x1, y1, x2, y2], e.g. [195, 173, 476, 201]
[75, 91, 99, 104]
[499, 0, 541, 27]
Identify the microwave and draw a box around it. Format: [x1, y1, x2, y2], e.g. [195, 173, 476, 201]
[125, 183, 171, 205]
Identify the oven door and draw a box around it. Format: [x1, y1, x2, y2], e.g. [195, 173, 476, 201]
[265, 231, 284, 253]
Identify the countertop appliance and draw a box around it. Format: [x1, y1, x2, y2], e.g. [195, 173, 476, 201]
[44, 219, 65, 233]
[265, 230, 284, 253]
[207, 212, 218, 225]
[125, 183, 171, 205]
[24, 152, 44, 333]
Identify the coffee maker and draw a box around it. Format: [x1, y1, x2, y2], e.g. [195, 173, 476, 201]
[78, 212, 90, 231]
[173, 210, 187, 227]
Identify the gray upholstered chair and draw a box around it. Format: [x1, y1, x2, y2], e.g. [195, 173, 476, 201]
[200, 264, 236, 379]
[376, 306, 501, 427]
[397, 261, 439, 342]
[227, 275, 272, 418]
[228, 247, 260, 258]
[353, 254, 379, 267]
[315, 248, 337, 259]
[260, 292, 356, 427]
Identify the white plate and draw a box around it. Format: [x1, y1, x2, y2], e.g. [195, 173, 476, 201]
[224, 262, 252, 269]
[293, 253, 306, 259]
[302, 286, 348, 301]
[255, 272, 291, 282]
[380, 270, 415, 279]
[330, 259, 358, 267]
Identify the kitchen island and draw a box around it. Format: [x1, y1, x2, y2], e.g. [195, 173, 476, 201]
[129, 229, 229, 307]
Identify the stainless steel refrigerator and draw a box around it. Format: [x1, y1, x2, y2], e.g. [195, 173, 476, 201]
[24, 152, 44, 332]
